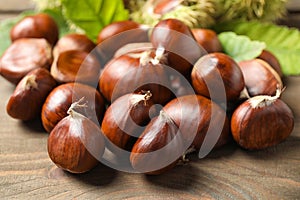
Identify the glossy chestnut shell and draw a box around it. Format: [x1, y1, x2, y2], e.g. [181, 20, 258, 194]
[258, 50, 283, 77]
[97, 20, 143, 44]
[51, 50, 101, 85]
[0, 38, 52, 84]
[130, 110, 182, 175]
[151, 18, 203, 76]
[191, 53, 245, 103]
[53, 33, 96, 57]
[238, 59, 282, 96]
[10, 13, 59, 46]
[231, 93, 294, 150]
[99, 51, 172, 104]
[101, 92, 154, 150]
[6, 68, 57, 121]
[163, 95, 230, 150]
[41, 83, 105, 132]
[48, 109, 105, 173]
[192, 29, 223, 53]
[96, 20, 149, 66]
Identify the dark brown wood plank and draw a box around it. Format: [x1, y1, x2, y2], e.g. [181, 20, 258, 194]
[0, 74, 299, 199]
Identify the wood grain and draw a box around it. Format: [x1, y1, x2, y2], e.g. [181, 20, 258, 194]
[0, 74, 299, 200]
[0, 11, 300, 200]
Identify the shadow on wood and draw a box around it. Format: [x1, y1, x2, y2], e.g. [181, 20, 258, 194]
[144, 164, 200, 191]
[19, 117, 46, 133]
[67, 163, 119, 186]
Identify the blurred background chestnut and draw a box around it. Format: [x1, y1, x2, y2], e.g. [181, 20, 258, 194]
[0, 38, 52, 84]
[53, 33, 96, 58]
[238, 59, 283, 97]
[51, 50, 101, 85]
[10, 13, 59, 46]
[192, 28, 223, 53]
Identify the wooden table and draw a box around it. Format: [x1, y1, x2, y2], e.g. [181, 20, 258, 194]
[0, 11, 300, 200]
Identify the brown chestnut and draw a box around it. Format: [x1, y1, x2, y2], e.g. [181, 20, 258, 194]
[96, 20, 149, 66]
[0, 38, 52, 84]
[97, 20, 144, 44]
[238, 59, 283, 97]
[130, 110, 183, 175]
[258, 50, 283, 77]
[101, 91, 154, 150]
[99, 49, 172, 104]
[50, 50, 101, 85]
[191, 53, 245, 103]
[151, 18, 203, 76]
[41, 83, 105, 133]
[10, 13, 59, 46]
[6, 68, 56, 121]
[53, 33, 96, 58]
[163, 95, 230, 151]
[48, 100, 105, 173]
[191, 29, 223, 53]
[231, 89, 294, 150]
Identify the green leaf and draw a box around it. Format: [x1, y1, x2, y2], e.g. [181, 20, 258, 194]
[214, 21, 300, 75]
[218, 32, 266, 62]
[61, 0, 129, 41]
[0, 18, 17, 56]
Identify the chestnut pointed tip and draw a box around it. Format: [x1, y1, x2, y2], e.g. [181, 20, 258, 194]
[6, 68, 56, 121]
[47, 112, 105, 174]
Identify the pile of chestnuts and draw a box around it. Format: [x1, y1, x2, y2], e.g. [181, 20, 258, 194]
[0, 13, 294, 175]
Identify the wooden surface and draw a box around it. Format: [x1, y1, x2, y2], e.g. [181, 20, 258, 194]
[1, 11, 300, 200]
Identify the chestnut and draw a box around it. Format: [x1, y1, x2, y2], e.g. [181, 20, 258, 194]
[6, 68, 57, 121]
[10, 13, 59, 46]
[191, 53, 245, 103]
[0, 38, 52, 84]
[231, 89, 294, 150]
[99, 49, 172, 104]
[151, 19, 194, 39]
[238, 59, 283, 97]
[163, 95, 230, 151]
[150, 18, 203, 76]
[97, 20, 145, 44]
[96, 20, 149, 66]
[258, 50, 283, 77]
[48, 100, 105, 173]
[101, 91, 154, 150]
[130, 110, 183, 175]
[191, 29, 223, 53]
[41, 83, 105, 133]
[50, 50, 101, 85]
[53, 33, 96, 58]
